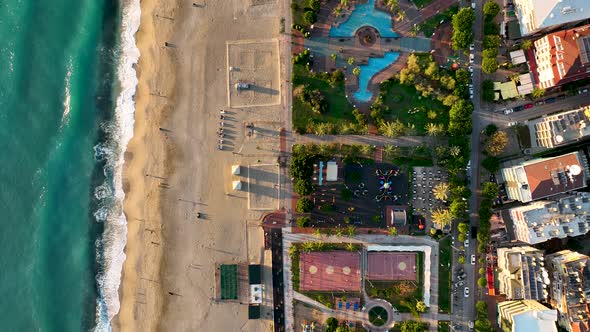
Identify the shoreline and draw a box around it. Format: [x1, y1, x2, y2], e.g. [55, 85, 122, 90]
[114, 0, 178, 329]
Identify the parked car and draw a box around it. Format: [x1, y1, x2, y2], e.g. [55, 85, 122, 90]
[471, 255, 476, 265]
[579, 88, 589, 94]
[464, 239, 470, 248]
[524, 103, 533, 109]
[469, 53, 475, 63]
[513, 105, 524, 112]
[504, 108, 513, 115]
[470, 44, 475, 51]
[557, 94, 566, 100]
[546, 97, 556, 103]
[535, 100, 545, 106]
[464, 287, 470, 297]
[508, 121, 518, 127]
[468, 66, 473, 73]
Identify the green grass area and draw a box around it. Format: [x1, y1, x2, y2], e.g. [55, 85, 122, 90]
[412, 0, 434, 8]
[378, 81, 449, 136]
[438, 321, 450, 332]
[292, 64, 357, 134]
[438, 237, 452, 313]
[369, 306, 389, 326]
[417, 5, 458, 37]
[366, 279, 422, 313]
[416, 252, 424, 286]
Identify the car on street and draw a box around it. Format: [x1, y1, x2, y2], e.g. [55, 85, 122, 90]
[546, 97, 556, 103]
[579, 88, 589, 94]
[557, 94, 566, 100]
[468, 66, 473, 73]
[469, 54, 475, 63]
[508, 121, 518, 127]
[504, 108, 513, 115]
[524, 103, 533, 109]
[535, 100, 545, 106]
[464, 287, 470, 298]
[464, 239, 470, 248]
[471, 254, 476, 265]
[470, 44, 475, 51]
[513, 105, 524, 112]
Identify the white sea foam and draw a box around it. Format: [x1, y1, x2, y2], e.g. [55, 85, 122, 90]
[94, 0, 141, 330]
[61, 59, 72, 124]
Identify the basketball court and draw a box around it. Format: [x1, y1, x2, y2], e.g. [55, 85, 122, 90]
[299, 251, 361, 291]
[367, 252, 417, 281]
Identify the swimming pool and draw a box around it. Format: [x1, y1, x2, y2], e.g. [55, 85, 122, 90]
[330, 0, 398, 38]
[353, 52, 400, 102]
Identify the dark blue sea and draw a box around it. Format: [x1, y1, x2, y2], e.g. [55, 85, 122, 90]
[0, 0, 139, 330]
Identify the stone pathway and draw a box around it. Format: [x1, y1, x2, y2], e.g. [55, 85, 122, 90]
[293, 133, 439, 147]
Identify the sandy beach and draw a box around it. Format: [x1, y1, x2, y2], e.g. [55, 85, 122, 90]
[115, 0, 287, 330]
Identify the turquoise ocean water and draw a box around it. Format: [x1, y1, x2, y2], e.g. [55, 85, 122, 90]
[0, 0, 139, 330]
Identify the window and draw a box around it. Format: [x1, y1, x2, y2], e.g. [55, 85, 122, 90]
[558, 62, 566, 78]
[557, 53, 564, 60]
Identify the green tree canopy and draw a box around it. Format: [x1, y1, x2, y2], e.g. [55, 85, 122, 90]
[482, 80, 495, 102]
[452, 8, 475, 49]
[482, 182, 499, 199]
[482, 156, 499, 172]
[295, 178, 314, 196]
[296, 216, 311, 227]
[520, 39, 533, 50]
[483, 35, 501, 49]
[296, 197, 314, 213]
[458, 222, 470, 234]
[483, 1, 501, 19]
[309, 0, 321, 12]
[448, 99, 474, 136]
[450, 200, 468, 219]
[303, 10, 318, 24]
[290, 153, 315, 180]
[399, 321, 426, 332]
[482, 57, 498, 73]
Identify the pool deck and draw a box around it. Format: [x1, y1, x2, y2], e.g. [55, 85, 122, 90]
[294, 0, 457, 107]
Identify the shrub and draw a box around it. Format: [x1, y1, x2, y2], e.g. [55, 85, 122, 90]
[482, 80, 495, 102]
[297, 197, 314, 213]
[303, 10, 317, 24]
[296, 216, 311, 227]
[484, 123, 498, 136]
[482, 182, 499, 199]
[309, 0, 321, 12]
[483, 1, 501, 19]
[478, 277, 487, 288]
[482, 57, 498, 73]
[341, 188, 352, 201]
[482, 156, 499, 172]
[295, 178, 314, 196]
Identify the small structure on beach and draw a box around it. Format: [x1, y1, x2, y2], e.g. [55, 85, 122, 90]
[232, 165, 241, 175]
[326, 161, 338, 182]
[232, 180, 242, 191]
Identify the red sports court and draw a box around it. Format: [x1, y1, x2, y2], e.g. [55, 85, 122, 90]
[299, 251, 361, 291]
[367, 252, 417, 281]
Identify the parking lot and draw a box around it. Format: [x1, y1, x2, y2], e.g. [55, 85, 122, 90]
[410, 166, 449, 229]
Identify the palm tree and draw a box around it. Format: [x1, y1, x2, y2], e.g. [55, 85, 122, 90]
[431, 208, 453, 229]
[346, 225, 356, 237]
[432, 182, 449, 201]
[340, 0, 348, 7]
[383, 145, 401, 159]
[352, 66, 361, 76]
[425, 123, 443, 136]
[427, 110, 437, 119]
[360, 144, 376, 157]
[313, 228, 322, 238]
[346, 243, 356, 252]
[288, 245, 298, 257]
[449, 145, 461, 157]
[380, 121, 405, 138]
[396, 10, 406, 21]
[347, 56, 355, 65]
[330, 53, 337, 62]
[388, 227, 398, 237]
[302, 241, 315, 253]
[335, 226, 344, 237]
[385, 0, 399, 11]
[313, 241, 325, 251]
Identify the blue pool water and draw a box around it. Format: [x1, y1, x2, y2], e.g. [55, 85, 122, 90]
[353, 52, 400, 102]
[330, 0, 398, 38]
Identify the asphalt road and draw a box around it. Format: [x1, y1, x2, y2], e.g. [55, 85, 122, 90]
[465, 0, 485, 326]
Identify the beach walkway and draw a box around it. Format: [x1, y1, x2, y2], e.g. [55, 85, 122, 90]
[293, 133, 438, 147]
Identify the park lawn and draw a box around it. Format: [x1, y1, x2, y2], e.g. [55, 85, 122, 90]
[417, 6, 458, 37]
[379, 82, 449, 135]
[438, 237, 452, 313]
[292, 64, 355, 133]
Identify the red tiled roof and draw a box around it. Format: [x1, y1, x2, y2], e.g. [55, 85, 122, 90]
[523, 152, 586, 200]
[533, 25, 590, 88]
